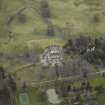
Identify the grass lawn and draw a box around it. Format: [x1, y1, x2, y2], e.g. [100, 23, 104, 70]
[16, 87, 56, 105]
[96, 93, 105, 105]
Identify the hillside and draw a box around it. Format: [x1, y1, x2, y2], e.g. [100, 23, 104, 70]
[0, 0, 105, 70]
[1, 0, 105, 105]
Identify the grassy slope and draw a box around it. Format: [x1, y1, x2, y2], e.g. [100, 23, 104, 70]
[1, 0, 105, 104]
[1, 0, 105, 69]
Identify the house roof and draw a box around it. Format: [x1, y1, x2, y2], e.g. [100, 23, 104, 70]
[42, 45, 63, 58]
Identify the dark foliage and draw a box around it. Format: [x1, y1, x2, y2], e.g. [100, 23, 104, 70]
[0, 68, 16, 105]
[64, 39, 73, 53]
[18, 13, 27, 24]
[0, 66, 6, 79]
[64, 35, 105, 67]
[8, 75, 16, 93]
[92, 15, 101, 23]
[94, 38, 102, 49]
[83, 49, 105, 66]
[64, 36, 93, 54]
[40, 0, 51, 19]
[47, 21, 55, 36]
[80, 81, 92, 91]
[21, 82, 27, 92]
[95, 85, 105, 94]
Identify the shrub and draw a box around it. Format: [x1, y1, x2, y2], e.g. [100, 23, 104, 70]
[17, 13, 27, 24]
[47, 21, 54, 36]
[40, 0, 51, 19]
[64, 35, 105, 67]
[92, 15, 101, 24]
